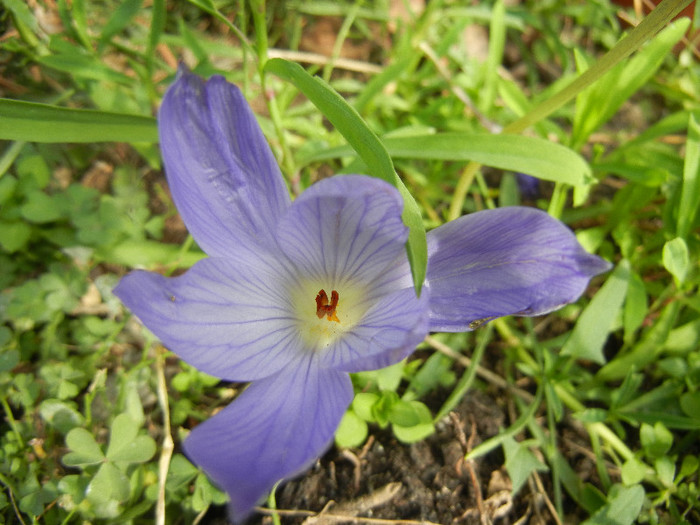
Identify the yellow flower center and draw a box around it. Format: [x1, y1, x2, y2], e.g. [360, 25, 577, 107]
[291, 278, 369, 351]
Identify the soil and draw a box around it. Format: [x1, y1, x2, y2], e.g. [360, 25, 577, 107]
[238, 389, 568, 525]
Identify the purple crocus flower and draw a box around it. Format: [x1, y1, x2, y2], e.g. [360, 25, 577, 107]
[114, 69, 611, 521]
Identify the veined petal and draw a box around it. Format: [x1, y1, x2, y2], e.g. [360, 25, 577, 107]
[321, 285, 430, 372]
[426, 207, 612, 332]
[159, 68, 290, 256]
[184, 357, 353, 522]
[276, 175, 408, 286]
[114, 250, 301, 382]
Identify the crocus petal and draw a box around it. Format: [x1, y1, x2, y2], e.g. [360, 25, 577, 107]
[113, 251, 303, 382]
[184, 356, 353, 522]
[276, 175, 408, 285]
[426, 207, 612, 332]
[159, 68, 290, 256]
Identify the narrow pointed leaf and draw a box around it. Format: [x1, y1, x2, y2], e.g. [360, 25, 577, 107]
[572, 19, 689, 149]
[301, 133, 592, 186]
[677, 115, 700, 239]
[0, 99, 157, 143]
[264, 58, 426, 295]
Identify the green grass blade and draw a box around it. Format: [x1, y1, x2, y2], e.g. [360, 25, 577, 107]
[503, 0, 693, 135]
[68, 0, 93, 50]
[354, 55, 415, 113]
[264, 58, 427, 294]
[0, 99, 157, 143]
[572, 18, 690, 149]
[99, 0, 144, 44]
[302, 133, 592, 186]
[37, 54, 133, 85]
[677, 115, 700, 239]
[147, 0, 166, 75]
[482, 0, 506, 111]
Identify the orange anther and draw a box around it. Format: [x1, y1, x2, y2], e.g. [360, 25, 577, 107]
[315, 289, 340, 323]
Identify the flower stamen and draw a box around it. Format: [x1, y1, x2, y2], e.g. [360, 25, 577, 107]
[315, 289, 340, 323]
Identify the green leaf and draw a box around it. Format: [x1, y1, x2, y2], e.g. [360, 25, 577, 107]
[66, 0, 92, 49]
[502, 1, 693, 136]
[581, 484, 645, 525]
[0, 174, 18, 205]
[3, 0, 39, 34]
[662, 237, 690, 286]
[680, 391, 700, 419]
[97, 239, 205, 268]
[192, 473, 214, 513]
[303, 133, 593, 186]
[561, 261, 628, 364]
[105, 414, 156, 464]
[335, 410, 368, 449]
[620, 457, 647, 486]
[106, 414, 138, 452]
[100, 0, 143, 44]
[392, 401, 434, 443]
[376, 361, 404, 391]
[37, 54, 133, 85]
[640, 422, 673, 459]
[372, 390, 399, 427]
[20, 191, 63, 223]
[678, 455, 699, 480]
[572, 18, 690, 149]
[623, 270, 648, 344]
[87, 463, 130, 504]
[105, 414, 142, 460]
[664, 318, 700, 353]
[388, 400, 423, 427]
[482, 0, 506, 111]
[0, 349, 19, 374]
[148, 0, 167, 72]
[0, 99, 157, 143]
[264, 58, 426, 295]
[352, 392, 380, 422]
[108, 435, 157, 464]
[63, 428, 105, 466]
[39, 399, 84, 434]
[677, 115, 700, 239]
[654, 456, 675, 487]
[503, 436, 548, 494]
[0, 221, 32, 253]
[392, 419, 435, 444]
[598, 301, 680, 382]
[166, 454, 199, 490]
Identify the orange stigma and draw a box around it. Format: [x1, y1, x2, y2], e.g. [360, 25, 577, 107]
[315, 289, 340, 323]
